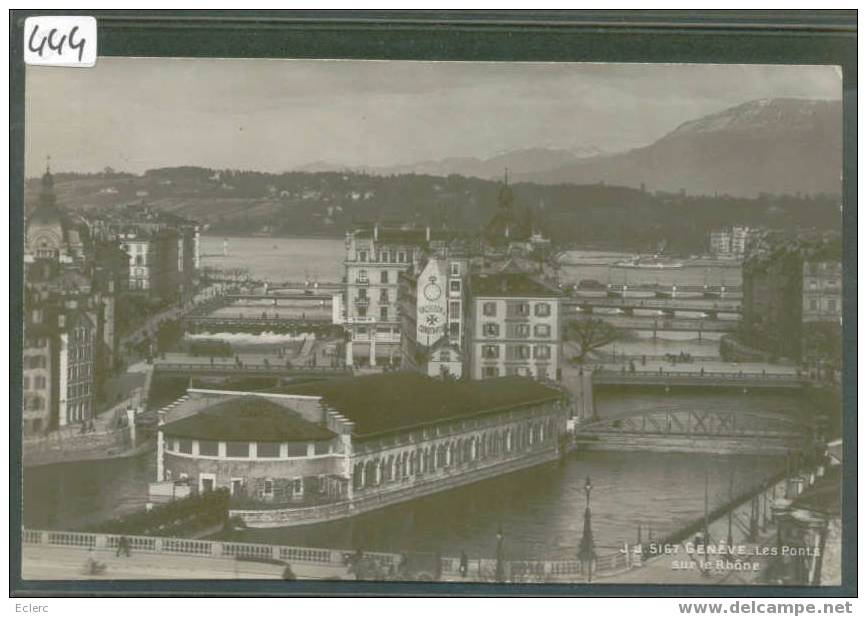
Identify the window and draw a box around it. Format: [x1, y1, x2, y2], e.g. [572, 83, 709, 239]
[135, 255, 143, 266]
[534, 345, 552, 360]
[398, 251, 406, 263]
[450, 280, 461, 293]
[449, 322, 460, 338]
[483, 323, 500, 337]
[450, 263, 461, 276]
[380, 306, 389, 321]
[482, 345, 499, 359]
[449, 301, 460, 319]
[314, 441, 330, 455]
[380, 270, 389, 284]
[483, 302, 497, 317]
[358, 250, 367, 262]
[263, 479, 273, 497]
[534, 303, 552, 317]
[357, 288, 367, 299]
[357, 270, 368, 283]
[516, 345, 531, 360]
[483, 366, 499, 378]
[357, 306, 367, 318]
[380, 288, 389, 302]
[515, 324, 531, 338]
[286, 442, 307, 457]
[809, 299, 818, 311]
[178, 439, 193, 454]
[257, 442, 280, 458]
[828, 299, 837, 312]
[516, 303, 530, 317]
[292, 478, 303, 496]
[198, 440, 219, 456]
[226, 441, 250, 458]
[439, 350, 451, 362]
[534, 324, 551, 337]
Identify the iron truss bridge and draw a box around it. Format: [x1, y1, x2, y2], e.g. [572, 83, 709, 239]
[576, 409, 810, 439]
[592, 369, 805, 389]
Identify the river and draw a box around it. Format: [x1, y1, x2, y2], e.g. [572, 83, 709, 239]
[23, 387, 805, 559]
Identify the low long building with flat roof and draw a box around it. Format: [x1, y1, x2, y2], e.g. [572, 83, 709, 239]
[157, 372, 569, 527]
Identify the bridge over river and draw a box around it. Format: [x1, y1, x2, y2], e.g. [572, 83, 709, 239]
[591, 368, 805, 390]
[573, 407, 812, 455]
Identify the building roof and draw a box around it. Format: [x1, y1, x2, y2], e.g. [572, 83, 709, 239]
[162, 396, 335, 442]
[470, 272, 563, 298]
[790, 466, 842, 517]
[274, 372, 561, 437]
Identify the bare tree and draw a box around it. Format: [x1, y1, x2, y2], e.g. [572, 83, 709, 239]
[565, 318, 622, 363]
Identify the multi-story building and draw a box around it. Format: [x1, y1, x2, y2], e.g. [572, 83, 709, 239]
[801, 260, 842, 367]
[23, 284, 98, 432]
[468, 269, 563, 381]
[23, 289, 54, 435]
[399, 250, 473, 378]
[341, 224, 443, 367]
[709, 228, 733, 257]
[731, 226, 752, 257]
[119, 227, 181, 301]
[742, 231, 842, 363]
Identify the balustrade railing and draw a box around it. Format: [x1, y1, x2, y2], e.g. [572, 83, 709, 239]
[22, 528, 631, 579]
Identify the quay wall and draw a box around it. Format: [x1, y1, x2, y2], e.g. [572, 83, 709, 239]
[231, 447, 561, 528]
[22, 426, 143, 468]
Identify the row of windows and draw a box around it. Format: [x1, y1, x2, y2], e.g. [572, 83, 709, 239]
[355, 306, 392, 321]
[22, 376, 48, 390]
[806, 298, 840, 312]
[68, 383, 91, 400]
[483, 366, 550, 378]
[25, 395, 45, 411]
[355, 250, 409, 264]
[25, 355, 48, 369]
[482, 323, 552, 338]
[67, 363, 92, 382]
[482, 302, 552, 318]
[355, 288, 393, 302]
[165, 438, 330, 458]
[352, 419, 555, 490]
[481, 344, 552, 360]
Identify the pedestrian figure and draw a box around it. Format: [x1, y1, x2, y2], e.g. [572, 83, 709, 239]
[459, 550, 468, 578]
[282, 563, 296, 580]
[116, 535, 131, 557]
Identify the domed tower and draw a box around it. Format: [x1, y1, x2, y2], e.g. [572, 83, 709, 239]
[27, 161, 66, 261]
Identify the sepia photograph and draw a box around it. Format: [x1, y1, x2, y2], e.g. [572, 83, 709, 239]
[14, 25, 849, 595]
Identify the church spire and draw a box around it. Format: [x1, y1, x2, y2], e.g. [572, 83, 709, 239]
[39, 155, 57, 208]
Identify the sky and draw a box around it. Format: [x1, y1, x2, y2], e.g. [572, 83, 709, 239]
[24, 58, 841, 176]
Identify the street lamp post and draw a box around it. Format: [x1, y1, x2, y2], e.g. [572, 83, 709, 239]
[577, 475, 596, 583]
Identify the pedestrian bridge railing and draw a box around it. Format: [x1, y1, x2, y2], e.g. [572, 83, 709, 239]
[22, 528, 634, 581]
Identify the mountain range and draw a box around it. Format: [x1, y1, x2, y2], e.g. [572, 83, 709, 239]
[297, 98, 842, 198]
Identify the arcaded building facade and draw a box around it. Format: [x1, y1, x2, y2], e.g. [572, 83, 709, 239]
[157, 372, 568, 526]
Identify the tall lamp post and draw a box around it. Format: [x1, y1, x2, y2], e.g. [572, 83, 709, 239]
[495, 525, 505, 583]
[577, 475, 597, 583]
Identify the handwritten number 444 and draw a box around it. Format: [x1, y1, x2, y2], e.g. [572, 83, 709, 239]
[28, 24, 87, 63]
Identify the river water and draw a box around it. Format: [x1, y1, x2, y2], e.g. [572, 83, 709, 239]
[23, 237, 788, 560]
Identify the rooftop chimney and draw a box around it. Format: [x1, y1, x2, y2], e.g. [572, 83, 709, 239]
[374, 223, 379, 241]
[426, 226, 431, 242]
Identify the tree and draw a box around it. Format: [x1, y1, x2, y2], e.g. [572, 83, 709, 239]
[565, 318, 622, 363]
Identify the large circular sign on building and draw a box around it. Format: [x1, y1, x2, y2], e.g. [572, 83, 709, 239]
[423, 278, 442, 301]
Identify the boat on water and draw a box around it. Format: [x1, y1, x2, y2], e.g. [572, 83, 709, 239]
[613, 255, 684, 270]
